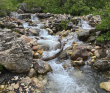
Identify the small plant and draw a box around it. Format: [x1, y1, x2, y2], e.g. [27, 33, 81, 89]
[0, 64, 3, 71]
[57, 20, 70, 31]
[95, 31, 110, 42]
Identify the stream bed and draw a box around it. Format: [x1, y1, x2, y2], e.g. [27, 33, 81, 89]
[10, 13, 108, 93]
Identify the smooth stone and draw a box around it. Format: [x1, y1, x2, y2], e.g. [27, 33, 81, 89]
[100, 82, 110, 92]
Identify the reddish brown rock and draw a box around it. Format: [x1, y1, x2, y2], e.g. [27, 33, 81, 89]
[21, 35, 32, 43]
[33, 52, 40, 59]
[32, 46, 40, 51]
[71, 46, 90, 61]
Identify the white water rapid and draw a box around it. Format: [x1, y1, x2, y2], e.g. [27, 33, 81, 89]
[11, 13, 106, 93]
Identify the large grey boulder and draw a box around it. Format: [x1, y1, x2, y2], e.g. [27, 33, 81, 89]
[0, 28, 33, 73]
[33, 59, 52, 74]
[77, 30, 90, 41]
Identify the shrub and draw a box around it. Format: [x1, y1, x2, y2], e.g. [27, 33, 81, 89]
[96, 31, 110, 42]
[57, 20, 70, 30]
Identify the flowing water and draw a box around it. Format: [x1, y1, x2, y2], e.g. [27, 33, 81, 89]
[11, 13, 107, 93]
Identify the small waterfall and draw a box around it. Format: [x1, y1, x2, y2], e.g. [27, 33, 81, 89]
[78, 19, 92, 29]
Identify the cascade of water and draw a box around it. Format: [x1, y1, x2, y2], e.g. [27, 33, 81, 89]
[78, 19, 92, 29]
[47, 60, 91, 93]
[29, 14, 99, 93]
[11, 13, 104, 93]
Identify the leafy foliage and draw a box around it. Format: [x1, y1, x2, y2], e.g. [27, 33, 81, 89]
[96, 31, 110, 42]
[95, 2, 110, 42]
[57, 20, 70, 30]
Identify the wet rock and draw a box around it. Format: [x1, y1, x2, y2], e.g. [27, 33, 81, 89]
[67, 22, 73, 29]
[71, 46, 90, 61]
[94, 46, 101, 49]
[36, 13, 52, 19]
[29, 28, 40, 36]
[4, 22, 18, 28]
[21, 35, 32, 43]
[21, 77, 31, 86]
[32, 46, 40, 51]
[28, 68, 37, 78]
[33, 59, 52, 74]
[106, 50, 110, 60]
[29, 38, 38, 46]
[0, 77, 5, 84]
[0, 29, 33, 73]
[58, 51, 69, 60]
[34, 89, 42, 93]
[96, 31, 101, 36]
[31, 77, 44, 91]
[0, 85, 5, 90]
[71, 57, 85, 66]
[88, 36, 96, 42]
[62, 30, 69, 37]
[38, 45, 49, 51]
[77, 30, 90, 41]
[94, 50, 100, 57]
[29, 22, 38, 26]
[17, 14, 31, 20]
[42, 77, 48, 86]
[46, 28, 53, 34]
[17, 9, 24, 14]
[93, 59, 110, 71]
[100, 82, 110, 92]
[33, 52, 41, 59]
[91, 49, 95, 53]
[8, 91, 16, 93]
[13, 28, 24, 35]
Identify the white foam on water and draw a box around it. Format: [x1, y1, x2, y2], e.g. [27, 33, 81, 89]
[47, 60, 93, 93]
[37, 40, 60, 50]
[43, 49, 60, 58]
[78, 19, 92, 29]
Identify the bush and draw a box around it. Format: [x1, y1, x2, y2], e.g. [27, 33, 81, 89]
[57, 20, 70, 31]
[95, 2, 110, 42]
[96, 31, 110, 42]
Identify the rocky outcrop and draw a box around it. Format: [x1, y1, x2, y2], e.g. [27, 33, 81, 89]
[18, 3, 42, 13]
[0, 28, 33, 73]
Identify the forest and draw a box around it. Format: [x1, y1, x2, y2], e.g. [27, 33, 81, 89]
[0, 0, 110, 42]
